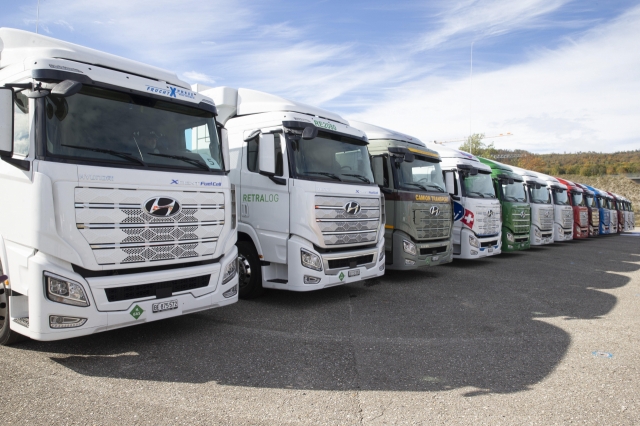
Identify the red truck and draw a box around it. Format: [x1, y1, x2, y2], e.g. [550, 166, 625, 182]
[556, 178, 589, 239]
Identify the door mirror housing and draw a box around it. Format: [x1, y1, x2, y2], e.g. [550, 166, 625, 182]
[258, 133, 276, 175]
[302, 126, 318, 140]
[372, 156, 385, 186]
[0, 87, 14, 157]
[444, 171, 456, 195]
[220, 127, 230, 172]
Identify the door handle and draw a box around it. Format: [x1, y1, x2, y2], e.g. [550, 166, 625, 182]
[241, 203, 249, 217]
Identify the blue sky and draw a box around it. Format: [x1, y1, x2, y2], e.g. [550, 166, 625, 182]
[2, 0, 639, 153]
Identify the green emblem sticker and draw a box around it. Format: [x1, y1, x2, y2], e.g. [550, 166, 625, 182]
[338, 271, 345, 281]
[130, 305, 144, 320]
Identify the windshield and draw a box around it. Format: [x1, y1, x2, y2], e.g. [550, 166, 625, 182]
[462, 172, 496, 198]
[501, 180, 527, 202]
[291, 130, 374, 184]
[585, 194, 596, 208]
[528, 184, 551, 204]
[44, 86, 223, 172]
[553, 188, 569, 205]
[395, 156, 446, 193]
[571, 191, 585, 206]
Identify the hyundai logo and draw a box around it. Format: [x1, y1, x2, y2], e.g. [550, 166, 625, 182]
[344, 201, 361, 215]
[520, 211, 526, 219]
[144, 197, 181, 217]
[430, 206, 440, 216]
[487, 210, 494, 217]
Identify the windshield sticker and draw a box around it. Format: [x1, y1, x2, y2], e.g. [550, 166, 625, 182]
[170, 179, 222, 187]
[416, 195, 449, 202]
[243, 194, 279, 202]
[197, 153, 220, 169]
[313, 119, 337, 131]
[146, 85, 196, 100]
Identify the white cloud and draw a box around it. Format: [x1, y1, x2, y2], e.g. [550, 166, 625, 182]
[182, 71, 216, 84]
[349, 5, 640, 153]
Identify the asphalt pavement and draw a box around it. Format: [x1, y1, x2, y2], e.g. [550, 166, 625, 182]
[2, 232, 639, 425]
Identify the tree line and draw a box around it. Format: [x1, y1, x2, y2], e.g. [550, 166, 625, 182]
[458, 134, 640, 176]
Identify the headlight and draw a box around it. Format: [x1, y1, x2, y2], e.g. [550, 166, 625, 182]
[468, 235, 479, 248]
[301, 249, 323, 271]
[402, 240, 416, 255]
[45, 272, 89, 307]
[506, 232, 514, 242]
[222, 257, 237, 284]
[379, 248, 385, 262]
[534, 227, 541, 237]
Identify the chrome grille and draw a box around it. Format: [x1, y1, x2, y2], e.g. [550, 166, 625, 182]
[591, 210, 600, 226]
[579, 210, 588, 227]
[511, 207, 531, 234]
[562, 209, 573, 228]
[315, 196, 380, 246]
[475, 208, 501, 236]
[537, 207, 553, 230]
[75, 187, 224, 265]
[413, 203, 452, 240]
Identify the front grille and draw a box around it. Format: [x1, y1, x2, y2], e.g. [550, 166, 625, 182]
[327, 255, 374, 270]
[475, 209, 501, 236]
[105, 274, 210, 302]
[420, 245, 448, 255]
[315, 196, 380, 246]
[511, 207, 531, 234]
[562, 209, 573, 228]
[537, 207, 553, 230]
[591, 210, 600, 226]
[414, 203, 452, 240]
[75, 187, 224, 265]
[481, 240, 498, 248]
[579, 210, 588, 227]
[514, 236, 529, 243]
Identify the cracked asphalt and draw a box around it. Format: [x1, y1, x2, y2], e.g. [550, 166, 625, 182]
[2, 231, 639, 425]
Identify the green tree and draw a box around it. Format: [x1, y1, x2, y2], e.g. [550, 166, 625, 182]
[458, 133, 496, 157]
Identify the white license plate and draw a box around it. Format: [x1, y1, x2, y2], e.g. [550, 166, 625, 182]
[488, 247, 494, 253]
[432, 256, 440, 261]
[152, 299, 178, 313]
[348, 269, 360, 277]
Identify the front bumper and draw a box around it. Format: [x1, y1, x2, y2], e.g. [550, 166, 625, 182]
[387, 230, 452, 270]
[280, 236, 385, 291]
[454, 228, 501, 259]
[11, 248, 238, 341]
[554, 223, 574, 241]
[530, 225, 553, 245]
[502, 227, 530, 252]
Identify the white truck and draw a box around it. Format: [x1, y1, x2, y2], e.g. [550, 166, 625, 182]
[197, 87, 386, 298]
[533, 172, 573, 241]
[0, 29, 238, 344]
[510, 166, 555, 245]
[429, 146, 501, 259]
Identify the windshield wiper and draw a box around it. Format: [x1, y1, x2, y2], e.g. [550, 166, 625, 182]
[403, 182, 429, 191]
[483, 192, 496, 198]
[146, 153, 209, 171]
[301, 172, 342, 181]
[61, 144, 145, 166]
[341, 173, 370, 183]
[467, 191, 485, 198]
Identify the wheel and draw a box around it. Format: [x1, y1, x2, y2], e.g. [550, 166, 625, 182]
[236, 241, 265, 299]
[0, 277, 27, 346]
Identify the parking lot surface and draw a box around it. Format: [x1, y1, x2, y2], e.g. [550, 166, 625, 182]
[2, 233, 639, 425]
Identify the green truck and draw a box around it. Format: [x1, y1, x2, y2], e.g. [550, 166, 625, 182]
[351, 121, 453, 270]
[478, 157, 531, 251]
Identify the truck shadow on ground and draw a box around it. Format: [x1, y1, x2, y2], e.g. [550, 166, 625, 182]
[18, 237, 640, 395]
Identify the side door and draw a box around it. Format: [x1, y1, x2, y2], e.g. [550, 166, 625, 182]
[240, 130, 290, 263]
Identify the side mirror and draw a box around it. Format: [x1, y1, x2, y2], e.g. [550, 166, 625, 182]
[0, 88, 14, 157]
[372, 156, 385, 186]
[302, 126, 318, 140]
[51, 80, 83, 97]
[220, 127, 230, 172]
[258, 133, 276, 175]
[469, 167, 478, 176]
[444, 171, 456, 195]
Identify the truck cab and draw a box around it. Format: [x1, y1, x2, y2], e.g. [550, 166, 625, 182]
[350, 121, 453, 270]
[575, 183, 600, 237]
[533, 173, 573, 242]
[603, 192, 619, 234]
[510, 166, 554, 245]
[590, 187, 611, 234]
[608, 192, 623, 234]
[0, 29, 238, 344]
[429, 146, 501, 259]
[199, 87, 385, 298]
[556, 178, 588, 239]
[478, 157, 530, 251]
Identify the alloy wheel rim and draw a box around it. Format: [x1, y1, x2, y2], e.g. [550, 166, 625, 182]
[237, 254, 252, 290]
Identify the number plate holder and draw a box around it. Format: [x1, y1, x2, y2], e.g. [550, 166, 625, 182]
[348, 269, 360, 277]
[152, 299, 179, 313]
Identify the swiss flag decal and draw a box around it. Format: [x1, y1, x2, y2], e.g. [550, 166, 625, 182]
[460, 209, 475, 228]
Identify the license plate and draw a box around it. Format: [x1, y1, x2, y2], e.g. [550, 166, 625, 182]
[488, 247, 494, 253]
[348, 269, 360, 277]
[432, 256, 440, 261]
[152, 299, 178, 313]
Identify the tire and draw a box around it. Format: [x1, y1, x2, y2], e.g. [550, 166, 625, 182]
[0, 278, 27, 346]
[237, 240, 265, 299]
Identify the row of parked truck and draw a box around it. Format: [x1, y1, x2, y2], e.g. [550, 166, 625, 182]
[0, 29, 634, 344]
